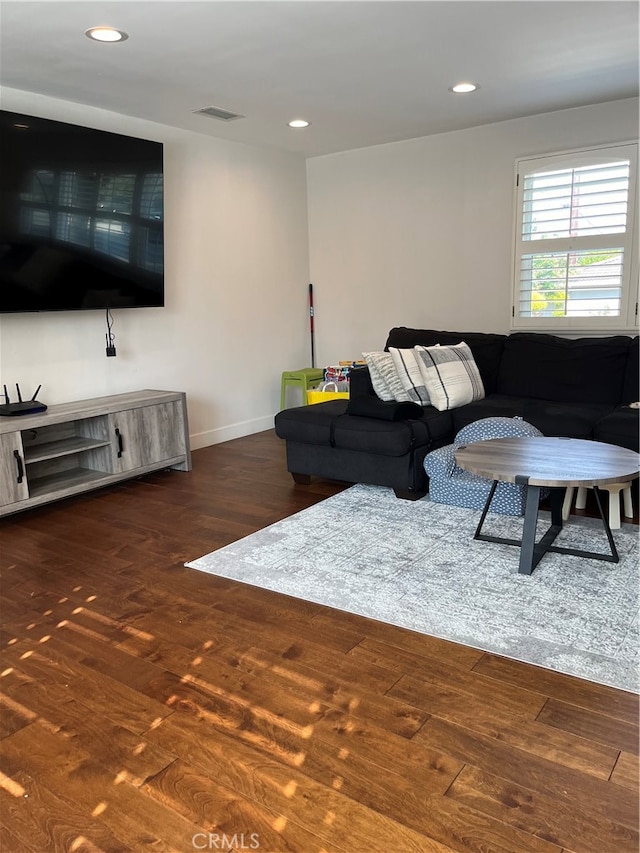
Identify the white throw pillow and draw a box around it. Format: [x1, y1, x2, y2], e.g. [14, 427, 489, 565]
[415, 342, 485, 411]
[362, 351, 412, 402]
[389, 347, 430, 405]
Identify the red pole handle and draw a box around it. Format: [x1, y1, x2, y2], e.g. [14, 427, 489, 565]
[309, 283, 315, 368]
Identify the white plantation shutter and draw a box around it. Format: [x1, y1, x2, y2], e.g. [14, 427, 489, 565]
[512, 143, 638, 331]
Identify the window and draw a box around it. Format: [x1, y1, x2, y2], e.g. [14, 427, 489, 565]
[512, 143, 638, 331]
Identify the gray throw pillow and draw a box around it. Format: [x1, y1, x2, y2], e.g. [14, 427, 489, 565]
[362, 351, 412, 402]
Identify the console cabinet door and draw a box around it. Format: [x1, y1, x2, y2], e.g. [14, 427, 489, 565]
[110, 402, 186, 473]
[0, 432, 30, 506]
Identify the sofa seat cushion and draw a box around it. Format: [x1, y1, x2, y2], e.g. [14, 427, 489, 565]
[451, 395, 614, 439]
[451, 396, 532, 431]
[593, 406, 640, 452]
[275, 400, 349, 445]
[275, 400, 452, 457]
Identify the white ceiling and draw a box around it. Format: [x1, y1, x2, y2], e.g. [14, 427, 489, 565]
[1, 0, 638, 157]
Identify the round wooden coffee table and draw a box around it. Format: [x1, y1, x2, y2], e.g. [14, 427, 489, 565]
[455, 437, 640, 575]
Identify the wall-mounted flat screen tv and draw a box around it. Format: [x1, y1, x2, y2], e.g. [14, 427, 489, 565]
[0, 110, 164, 312]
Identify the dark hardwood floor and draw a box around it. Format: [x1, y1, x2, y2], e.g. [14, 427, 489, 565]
[1, 430, 638, 853]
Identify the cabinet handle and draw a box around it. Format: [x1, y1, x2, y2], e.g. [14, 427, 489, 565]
[13, 450, 24, 484]
[115, 427, 124, 458]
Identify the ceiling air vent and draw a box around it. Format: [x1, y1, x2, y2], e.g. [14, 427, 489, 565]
[193, 105, 245, 122]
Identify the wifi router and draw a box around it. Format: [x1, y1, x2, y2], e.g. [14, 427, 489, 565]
[0, 383, 47, 417]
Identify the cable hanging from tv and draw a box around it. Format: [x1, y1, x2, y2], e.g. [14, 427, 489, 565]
[105, 308, 117, 357]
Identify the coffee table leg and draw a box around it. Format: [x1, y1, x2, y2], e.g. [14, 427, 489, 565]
[473, 479, 499, 540]
[518, 485, 541, 575]
[473, 479, 621, 573]
[519, 486, 567, 574]
[593, 486, 620, 562]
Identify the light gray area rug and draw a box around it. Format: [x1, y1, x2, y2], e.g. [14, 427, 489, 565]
[186, 484, 640, 693]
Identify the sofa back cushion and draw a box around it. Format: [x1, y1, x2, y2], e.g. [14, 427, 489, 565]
[384, 327, 506, 394]
[496, 333, 632, 405]
[622, 337, 639, 404]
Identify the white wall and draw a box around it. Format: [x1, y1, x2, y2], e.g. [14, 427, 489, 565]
[0, 88, 312, 448]
[306, 98, 639, 366]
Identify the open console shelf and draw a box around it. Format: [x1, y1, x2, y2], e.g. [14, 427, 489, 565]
[1, 390, 191, 516]
[24, 435, 113, 464]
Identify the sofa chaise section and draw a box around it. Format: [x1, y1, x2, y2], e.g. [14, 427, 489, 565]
[275, 389, 453, 498]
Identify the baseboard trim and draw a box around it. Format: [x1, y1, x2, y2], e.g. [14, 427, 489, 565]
[190, 415, 276, 450]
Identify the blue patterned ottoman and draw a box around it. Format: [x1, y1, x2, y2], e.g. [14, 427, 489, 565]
[424, 417, 544, 515]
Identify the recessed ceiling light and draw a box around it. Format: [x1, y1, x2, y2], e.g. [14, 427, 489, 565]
[449, 82, 479, 94]
[288, 119, 311, 128]
[85, 26, 129, 43]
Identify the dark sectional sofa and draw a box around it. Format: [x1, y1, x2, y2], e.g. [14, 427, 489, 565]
[274, 328, 640, 499]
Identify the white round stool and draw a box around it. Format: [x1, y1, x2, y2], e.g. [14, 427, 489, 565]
[562, 483, 633, 529]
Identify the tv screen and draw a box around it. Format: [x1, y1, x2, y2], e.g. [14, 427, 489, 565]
[0, 110, 164, 313]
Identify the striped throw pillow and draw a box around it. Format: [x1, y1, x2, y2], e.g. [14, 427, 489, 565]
[415, 342, 485, 411]
[389, 347, 430, 405]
